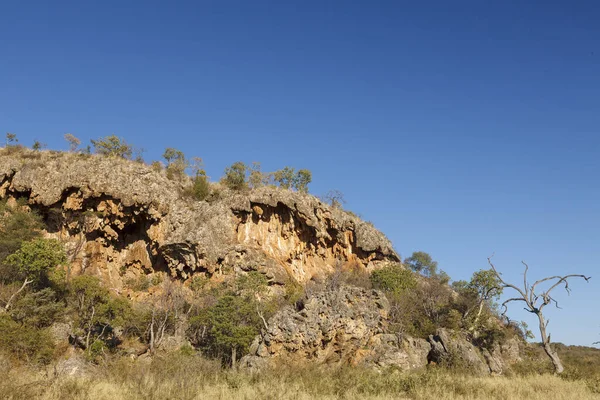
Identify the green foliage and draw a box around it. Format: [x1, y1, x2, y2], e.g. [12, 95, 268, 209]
[273, 166, 295, 189]
[163, 147, 189, 180]
[248, 162, 268, 188]
[273, 167, 312, 192]
[69, 275, 133, 354]
[222, 161, 248, 191]
[473, 323, 507, 351]
[151, 160, 163, 172]
[189, 274, 209, 292]
[9, 288, 64, 328]
[235, 271, 268, 295]
[163, 147, 185, 166]
[0, 314, 54, 364]
[5, 238, 67, 286]
[32, 140, 46, 151]
[91, 135, 133, 159]
[283, 281, 305, 307]
[404, 251, 438, 277]
[294, 169, 312, 193]
[124, 275, 151, 291]
[0, 201, 44, 270]
[191, 171, 210, 200]
[193, 294, 261, 362]
[370, 263, 416, 295]
[468, 269, 503, 300]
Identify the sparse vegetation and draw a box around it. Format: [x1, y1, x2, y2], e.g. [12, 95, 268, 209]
[0, 357, 599, 399]
[64, 133, 81, 152]
[163, 147, 188, 180]
[91, 135, 133, 159]
[487, 257, 591, 374]
[222, 161, 248, 190]
[0, 137, 596, 400]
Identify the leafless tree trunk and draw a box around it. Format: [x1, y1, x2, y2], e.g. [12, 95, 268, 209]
[231, 347, 237, 369]
[85, 306, 96, 350]
[488, 257, 590, 374]
[3, 278, 33, 312]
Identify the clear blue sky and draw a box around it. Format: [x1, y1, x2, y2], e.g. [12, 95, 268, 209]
[1, 1, 598, 346]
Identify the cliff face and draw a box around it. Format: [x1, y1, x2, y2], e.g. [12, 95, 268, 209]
[0, 149, 399, 289]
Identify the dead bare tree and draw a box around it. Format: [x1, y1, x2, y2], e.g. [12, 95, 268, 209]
[487, 256, 590, 374]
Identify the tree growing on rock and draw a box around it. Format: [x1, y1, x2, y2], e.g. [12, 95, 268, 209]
[5, 133, 17, 147]
[404, 251, 438, 277]
[273, 167, 312, 192]
[487, 256, 590, 374]
[322, 190, 346, 209]
[69, 275, 132, 358]
[163, 147, 189, 180]
[91, 135, 133, 159]
[222, 161, 248, 191]
[64, 133, 81, 152]
[32, 140, 46, 151]
[453, 269, 503, 333]
[189, 157, 210, 200]
[293, 169, 312, 193]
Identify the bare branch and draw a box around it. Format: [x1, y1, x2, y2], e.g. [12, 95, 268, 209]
[488, 256, 528, 300]
[489, 258, 590, 375]
[3, 278, 33, 312]
[522, 261, 529, 298]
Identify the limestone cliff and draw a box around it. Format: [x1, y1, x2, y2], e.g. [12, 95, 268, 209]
[0, 149, 399, 289]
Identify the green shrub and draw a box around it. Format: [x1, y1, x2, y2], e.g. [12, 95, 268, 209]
[0, 200, 44, 268]
[190, 294, 262, 366]
[5, 238, 67, 287]
[222, 162, 248, 190]
[151, 160, 163, 173]
[124, 275, 150, 291]
[9, 288, 63, 328]
[191, 173, 210, 200]
[163, 148, 188, 180]
[91, 135, 133, 159]
[0, 314, 54, 364]
[370, 263, 416, 295]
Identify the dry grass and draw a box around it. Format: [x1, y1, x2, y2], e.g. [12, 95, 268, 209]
[1, 354, 599, 400]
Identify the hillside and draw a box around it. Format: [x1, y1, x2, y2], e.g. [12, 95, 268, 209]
[0, 148, 397, 287]
[1, 145, 598, 400]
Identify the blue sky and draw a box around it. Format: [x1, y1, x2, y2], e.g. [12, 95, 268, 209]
[1, 1, 599, 346]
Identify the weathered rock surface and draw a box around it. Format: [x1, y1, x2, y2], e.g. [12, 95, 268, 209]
[242, 286, 430, 371]
[428, 328, 489, 375]
[243, 289, 522, 374]
[0, 149, 399, 288]
[243, 286, 395, 367]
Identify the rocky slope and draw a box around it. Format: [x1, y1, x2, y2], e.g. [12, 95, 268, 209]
[1, 149, 524, 375]
[0, 149, 398, 290]
[242, 286, 523, 375]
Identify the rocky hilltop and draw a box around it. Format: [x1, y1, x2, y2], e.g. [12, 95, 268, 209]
[0, 148, 524, 375]
[0, 149, 398, 290]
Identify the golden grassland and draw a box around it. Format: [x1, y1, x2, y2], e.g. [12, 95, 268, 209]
[2, 353, 599, 400]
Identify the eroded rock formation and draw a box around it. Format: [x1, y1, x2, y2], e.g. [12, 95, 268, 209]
[0, 149, 399, 289]
[242, 287, 523, 374]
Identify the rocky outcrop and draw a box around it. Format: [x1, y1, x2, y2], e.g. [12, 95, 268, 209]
[243, 288, 523, 374]
[428, 329, 523, 375]
[0, 149, 399, 288]
[428, 328, 489, 375]
[242, 286, 393, 367]
[241, 286, 429, 371]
